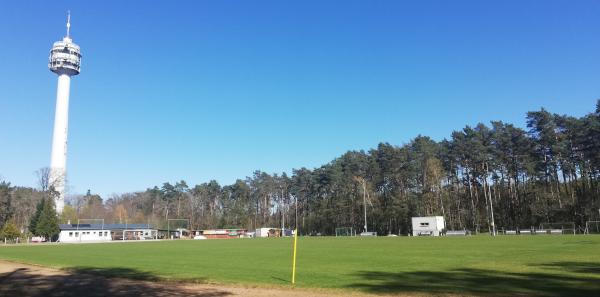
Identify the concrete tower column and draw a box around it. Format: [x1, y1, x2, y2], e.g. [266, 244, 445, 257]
[50, 74, 71, 212]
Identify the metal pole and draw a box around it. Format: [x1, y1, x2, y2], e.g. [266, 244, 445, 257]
[291, 229, 298, 284]
[363, 182, 368, 233]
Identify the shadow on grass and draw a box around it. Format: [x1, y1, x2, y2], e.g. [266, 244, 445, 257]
[65, 266, 162, 281]
[270, 275, 290, 284]
[536, 261, 600, 274]
[562, 240, 598, 245]
[0, 266, 230, 297]
[348, 265, 600, 297]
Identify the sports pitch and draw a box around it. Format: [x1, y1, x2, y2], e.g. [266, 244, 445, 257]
[0, 236, 599, 296]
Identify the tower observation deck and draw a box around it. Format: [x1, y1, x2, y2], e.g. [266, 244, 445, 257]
[49, 37, 81, 76]
[48, 12, 82, 213]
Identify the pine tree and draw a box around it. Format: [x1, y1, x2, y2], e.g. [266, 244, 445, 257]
[0, 221, 21, 240]
[28, 197, 45, 235]
[35, 198, 59, 241]
[0, 181, 14, 227]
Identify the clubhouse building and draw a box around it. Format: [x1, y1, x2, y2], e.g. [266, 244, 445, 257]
[58, 223, 158, 243]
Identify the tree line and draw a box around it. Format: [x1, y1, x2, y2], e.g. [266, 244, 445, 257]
[1, 100, 599, 237]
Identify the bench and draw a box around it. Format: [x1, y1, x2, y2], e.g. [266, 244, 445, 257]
[360, 232, 377, 236]
[446, 230, 468, 236]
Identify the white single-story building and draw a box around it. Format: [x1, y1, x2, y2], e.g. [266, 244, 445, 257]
[411, 216, 445, 236]
[58, 225, 112, 243]
[255, 227, 281, 237]
[58, 223, 157, 243]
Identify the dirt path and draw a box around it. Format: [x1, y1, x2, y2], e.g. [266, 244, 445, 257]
[0, 260, 400, 297]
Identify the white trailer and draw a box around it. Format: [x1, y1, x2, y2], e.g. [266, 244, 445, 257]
[412, 216, 445, 236]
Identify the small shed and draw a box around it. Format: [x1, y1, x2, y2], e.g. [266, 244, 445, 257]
[411, 216, 445, 236]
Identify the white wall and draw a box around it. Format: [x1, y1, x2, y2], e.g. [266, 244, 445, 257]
[436, 216, 446, 231]
[255, 228, 275, 237]
[58, 229, 112, 243]
[411, 216, 445, 236]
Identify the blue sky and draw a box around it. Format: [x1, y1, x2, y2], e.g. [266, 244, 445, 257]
[1, 1, 599, 197]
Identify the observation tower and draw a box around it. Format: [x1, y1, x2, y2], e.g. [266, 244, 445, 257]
[48, 12, 82, 213]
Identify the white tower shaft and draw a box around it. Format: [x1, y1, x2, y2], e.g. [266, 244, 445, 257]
[50, 74, 71, 213]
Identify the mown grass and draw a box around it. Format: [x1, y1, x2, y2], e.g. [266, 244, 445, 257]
[1, 236, 599, 296]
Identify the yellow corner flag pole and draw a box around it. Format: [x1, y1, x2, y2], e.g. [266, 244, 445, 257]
[292, 228, 298, 285]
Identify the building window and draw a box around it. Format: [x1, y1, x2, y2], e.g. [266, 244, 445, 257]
[75, 232, 79, 237]
[420, 222, 429, 226]
[69, 232, 73, 237]
[104, 232, 108, 236]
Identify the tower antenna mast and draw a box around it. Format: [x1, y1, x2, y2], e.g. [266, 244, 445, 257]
[66, 11, 71, 38]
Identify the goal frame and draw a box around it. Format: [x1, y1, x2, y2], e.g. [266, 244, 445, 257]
[585, 221, 600, 234]
[335, 227, 356, 237]
[77, 218, 105, 230]
[75, 219, 105, 242]
[167, 218, 190, 239]
[539, 222, 576, 235]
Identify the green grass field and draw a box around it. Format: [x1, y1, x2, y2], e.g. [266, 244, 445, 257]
[1, 236, 599, 296]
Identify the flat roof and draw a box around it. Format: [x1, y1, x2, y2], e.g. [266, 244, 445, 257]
[59, 223, 154, 230]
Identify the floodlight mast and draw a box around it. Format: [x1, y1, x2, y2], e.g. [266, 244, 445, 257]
[363, 185, 368, 233]
[354, 176, 368, 233]
[48, 11, 82, 214]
